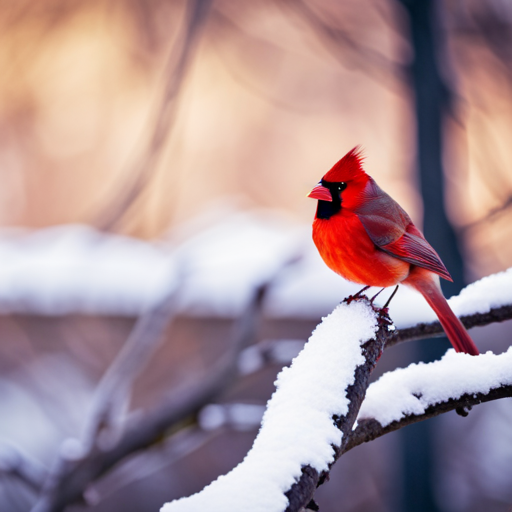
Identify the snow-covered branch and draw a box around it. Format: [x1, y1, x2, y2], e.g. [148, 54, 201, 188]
[161, 299, 392, 512]
[346, 348, 512, 452]
[347, 385, 512, 454]
[387, 303, 512, 347]
[387, 267, 512, 346]
[285, 340, 512, 509]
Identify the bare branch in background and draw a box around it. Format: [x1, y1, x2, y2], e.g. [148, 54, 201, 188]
[92, 425, 224, 505]
[29, 253, 301, 512]
[285, 0, 405, 91]
[82, 265, 183, 451]
[97, 0, 214, 232]
[0, 443, 48, 494]
[210, 9, 313, 114]
[448, 2, 512, 238]
[460, 196, 512, 232]
[459, 2, 512, 81]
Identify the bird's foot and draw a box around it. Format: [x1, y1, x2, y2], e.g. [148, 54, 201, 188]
[345, 285, 370, 304]
[372, 288, 397, 329]
[382, 285, 399, 309]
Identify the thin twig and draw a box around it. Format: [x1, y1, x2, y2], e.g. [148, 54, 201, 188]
[460, 196, 512, 231]
[0, 443, 48, 494]
[82, 264, 183, 450]
[30, 252, 301, 512]
[286, 0, 405, 91]
[97, 0, 213, 231]
[91, 426, 224, 505]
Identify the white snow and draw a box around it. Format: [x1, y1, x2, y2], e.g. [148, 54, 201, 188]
[357, 347, 512, 427]
[447, 267, 512, 318]
[385, 267, 512, 329]
[0, 214, 307, 317]
[0, 225, 178, 315]
[161, 301, 378, 512]
[0, 214, 510, 325]
[172, 213, 305, 316]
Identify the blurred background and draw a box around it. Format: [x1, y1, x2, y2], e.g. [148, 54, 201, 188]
[1, 0, 512, 511]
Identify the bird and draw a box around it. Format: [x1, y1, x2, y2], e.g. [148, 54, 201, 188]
[308, 147, 479, 355]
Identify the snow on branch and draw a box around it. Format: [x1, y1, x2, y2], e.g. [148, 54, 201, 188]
[347, 348, 512, 451]
[358, 348, 512, 426]
[387, 303, 512, 347]
[387, 267, 512, 347]
[161, 300, 390, 512]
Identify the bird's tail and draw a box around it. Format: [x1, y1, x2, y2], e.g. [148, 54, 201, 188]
[404, 269, 479, 356]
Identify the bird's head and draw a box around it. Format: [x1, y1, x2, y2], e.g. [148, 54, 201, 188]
[308, 146, 369, 218]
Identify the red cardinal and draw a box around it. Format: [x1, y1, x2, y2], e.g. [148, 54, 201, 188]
[308, 147, 479, 355]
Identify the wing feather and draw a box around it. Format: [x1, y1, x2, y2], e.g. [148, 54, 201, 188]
[355, 178, 452, 281]
[380, 232, 452, 281]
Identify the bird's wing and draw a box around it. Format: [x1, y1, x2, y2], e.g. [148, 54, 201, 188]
[355, 179, 452, 281]
[379, 231, 452, 281]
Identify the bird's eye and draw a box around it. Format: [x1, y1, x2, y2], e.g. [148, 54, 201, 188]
[337, 182, 347, 192]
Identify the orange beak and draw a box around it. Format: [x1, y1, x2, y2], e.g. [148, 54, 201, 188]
[308, 183, 332, 202]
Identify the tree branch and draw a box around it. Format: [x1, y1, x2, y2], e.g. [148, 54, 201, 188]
[285, 319, 512, 511]
[91, 426, 224, 505]
[387, 303, 512, 348]
[287, 0, 405, 91]
[82, 269, 183, 450]
[284, 304, 392, 512]
[0, 443, 48, 494]
[461, 196, 512, 231]
[345, 385, 512, 453]
[30, 283, 267, 512]
[97, 0, 213, 231]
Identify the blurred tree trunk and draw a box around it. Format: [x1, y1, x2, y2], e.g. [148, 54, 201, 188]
[401, 0, 464, 294]
[398, 0, 465, 511]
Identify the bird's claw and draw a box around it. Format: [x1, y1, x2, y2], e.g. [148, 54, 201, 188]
[344, 285, 371, 305]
